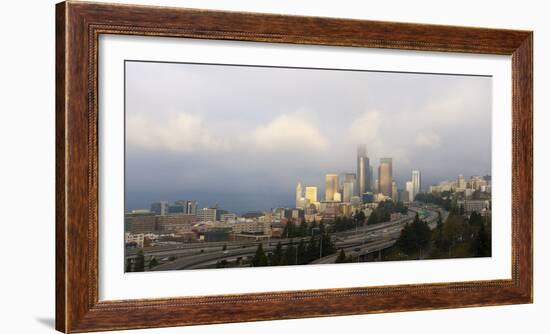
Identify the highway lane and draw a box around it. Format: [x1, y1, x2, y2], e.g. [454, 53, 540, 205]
[136, 206, 446, 270]
[311, 239, 397, 264]
[149, 213, 418, 271]
[128, 212, 417, 260]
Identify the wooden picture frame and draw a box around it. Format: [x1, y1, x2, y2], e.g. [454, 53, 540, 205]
[56, 1, 533, 332]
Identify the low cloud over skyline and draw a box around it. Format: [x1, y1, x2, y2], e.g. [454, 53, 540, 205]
[125, 61, 492, 213]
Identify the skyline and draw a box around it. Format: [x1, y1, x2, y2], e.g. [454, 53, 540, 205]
[125, 61, 492, 213]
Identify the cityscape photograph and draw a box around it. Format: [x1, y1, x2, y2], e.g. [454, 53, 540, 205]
[124, 61, 492, 272]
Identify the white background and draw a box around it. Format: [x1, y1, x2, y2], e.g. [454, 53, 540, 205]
[0, 0, 546, 333]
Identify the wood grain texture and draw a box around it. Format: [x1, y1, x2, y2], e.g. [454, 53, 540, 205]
[55, 1, 533, 332]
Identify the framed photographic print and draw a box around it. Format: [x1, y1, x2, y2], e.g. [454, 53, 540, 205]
[56, 1, 532, 332]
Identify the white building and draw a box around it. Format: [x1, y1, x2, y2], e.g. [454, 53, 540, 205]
[295, 182, 303, 208]
[406, 181, 414, 202]
[412, 170, 421, 200]
[196, 208, 217, 222]
[125, 232, 145, 248]
[232, 220, 271, 235]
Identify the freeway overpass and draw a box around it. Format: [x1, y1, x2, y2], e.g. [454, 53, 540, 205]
[132, 206, 446, 270]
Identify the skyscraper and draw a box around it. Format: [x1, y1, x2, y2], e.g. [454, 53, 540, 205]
[295, 182, 303, 208]
[305, 186, 318, 204]
[406, 181, 414, 202]
[457, 174, 466, 191]
[150, 201, 168, 216]
[325, 174, 339, 201]
[356, 144, 370, 196]
[369, 165, 374, 192]
[391, 181, 398, 202]
[412, 170, 421, 200]
[378, 158, 393, 196]
[342, 181, 354, 203]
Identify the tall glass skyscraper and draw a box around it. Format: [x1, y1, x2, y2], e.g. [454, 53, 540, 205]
[325, 174, 339, 201]
[412, 170, 421, 200]
[356, 144, 371, 196]
[378, 158, 393, 196]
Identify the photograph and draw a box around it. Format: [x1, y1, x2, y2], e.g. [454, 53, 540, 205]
[123, 61, 493, 272]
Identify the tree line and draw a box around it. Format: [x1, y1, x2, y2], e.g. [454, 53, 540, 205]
[368, 200, 408, 225]
[394, 211, 491, 260]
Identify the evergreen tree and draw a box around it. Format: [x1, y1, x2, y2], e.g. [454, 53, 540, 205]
[335, 249, 347, 263]
[284, 241, 297, 265]
[148, 257, 158, 269]
[271, 242, 283, 266]
[298, 219, 308, 237]
[297, 239, 307, 264]
[306, 235, 318, 262]
[251, 243, 268, 267]
[471, 221, 491, 257]
[134, 250, 145, 272]
[354, 210, 366, 225]
[282, 221, 297, 238]
[321, 233, 336, 257]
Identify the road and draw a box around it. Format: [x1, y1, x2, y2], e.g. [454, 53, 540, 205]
[131, 205, 446, 271]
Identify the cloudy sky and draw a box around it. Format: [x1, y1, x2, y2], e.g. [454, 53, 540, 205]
[125, 61, 491, 213]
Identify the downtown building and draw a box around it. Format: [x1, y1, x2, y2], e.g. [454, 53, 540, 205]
[356, 144, 371, 196]
[325, 173, 340, 201]
[378, 158, 393, 197]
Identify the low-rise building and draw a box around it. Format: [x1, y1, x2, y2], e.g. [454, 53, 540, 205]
[232, 220, 271, 236]
[125, 232, 145, 248]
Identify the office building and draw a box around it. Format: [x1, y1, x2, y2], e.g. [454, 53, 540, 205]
[406, 181, 414, 202]
[305, 186, 318, 204]
[457, 174, 466, 191]
[150, 201, 168, 216]
[197, 208, 217, 222]
[169, 200, 197, 215]
[378, 158, 393, 196]
[296, 182, 303, 208]
[391, 181, 398, 202]
[325, 174, 339, 201]
[356, 144, 371, 195]
[342, 181, 354, 203]
[412, 170, 421, 200]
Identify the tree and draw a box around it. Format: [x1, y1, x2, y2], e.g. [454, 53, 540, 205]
[471, 220, 491, 257]
[251, 243, 268, 267]
[368, 211, 379, 225]
[297, 239, 307, 264]
[396, 214, 431, 258]
[148, 257, 158, 269]
[335, 249, 347, 263]
[431, 213, 448, 256]
[284, 243, 297, 265]
[321, 233, 336, 257]
[306, 235, 318, 262]
[216, 259, 229, 268]
[134, 250, 145, 272]
[125, 258, 132, 272]
[298, 219, 308, 237]
[411, 216, 431, 258]
[271, 242, 283, 266]
[354, 210, 366, 225]
[282, 220, 297, 238]
[442, 214, 470, 256]
[468, 212, 484, 228]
